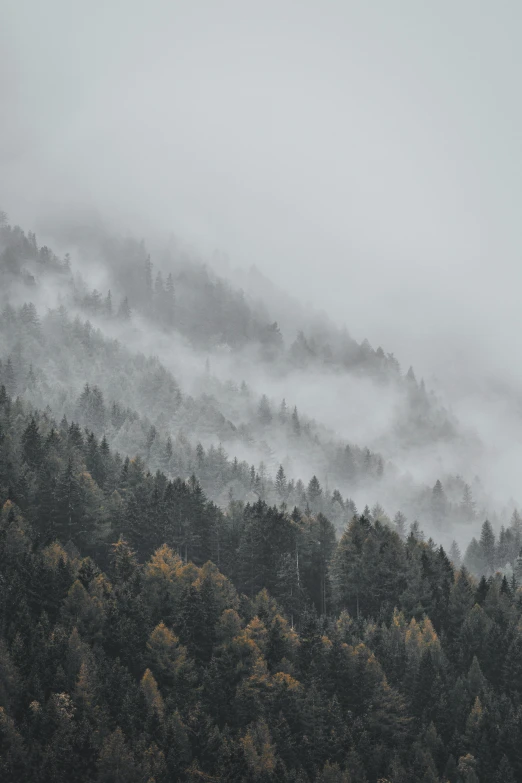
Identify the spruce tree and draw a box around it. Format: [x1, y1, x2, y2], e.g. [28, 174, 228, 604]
[307, 475, 322, 509]
[460, 484, 476, 522]
[431, 480, 448, 526]
[21, 418, 42, 468]
[479, 520, 496, 574]
[275, 465, 287, 499]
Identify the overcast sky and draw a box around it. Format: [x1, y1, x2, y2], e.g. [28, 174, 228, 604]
[2, 0, 522, 390]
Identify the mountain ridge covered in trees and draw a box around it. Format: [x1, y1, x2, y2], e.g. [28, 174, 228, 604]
[1, 387, 522, 781]
[0, 216, 498, 533]
[2, 211, 522, 781]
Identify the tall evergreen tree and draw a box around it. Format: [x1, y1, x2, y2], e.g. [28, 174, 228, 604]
[431, 480, 448, 526]
[21, 418, 42, 468]
[479, 520, 496, 574]
[275, 465, 287, 499]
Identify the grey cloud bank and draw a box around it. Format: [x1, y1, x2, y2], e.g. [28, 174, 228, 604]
[2, 0, 522, 502]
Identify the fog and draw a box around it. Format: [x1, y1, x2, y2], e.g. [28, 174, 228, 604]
[2, 0, 522, 529]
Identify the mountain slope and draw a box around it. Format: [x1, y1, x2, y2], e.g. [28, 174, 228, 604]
[0, 389, 521, 782]
[0, 214, 510, 544]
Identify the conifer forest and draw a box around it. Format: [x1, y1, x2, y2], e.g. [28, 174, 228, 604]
[3, 2, 522, 781]
[1, 211, 522, 783]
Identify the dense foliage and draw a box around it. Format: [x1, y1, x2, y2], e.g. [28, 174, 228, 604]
[1, 391, 522, 782]
[2, 215, 522, 782]
[0, 218, 489, 535]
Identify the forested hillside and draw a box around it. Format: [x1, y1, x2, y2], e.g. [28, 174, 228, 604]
[2, 214, 522, 782]
[1, 390, 522, 782]
[0, 217, 493, 535]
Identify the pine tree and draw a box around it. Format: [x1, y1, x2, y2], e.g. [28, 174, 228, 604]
[449, 540, 462, 567]
[97, 727, 138, 783]
[510, 509, 522, 553]
[514, 551, 522, 586]
[406, 365, 417, 384]
[55, 458, 86, 544]
[77, 384, 106, 435]
[307, 476, 322, 509]
[0, 384, 8, 408]
[3, 357, 16, 397]
[496, 525, 515, 568]
[275, 465, 287, 499]
[431, 480, 448, 525]
[21, 418, 42, 468]
[21, 303, 40, 331]
[85, 432, 106, 488]
[394, 511, 407, 540]
[146, 622, 193, 692]
[146, 425, 157, 456]
[495, 754, 516, 783]
[331, 514, 371, 619]
[140, 668, 165, 721]
[110, 537, 139, 583]
[312, 512, 336, 615]
[178, 583, 215, 664]
[460, 484, 476, 522]
[36, 465, 57, 542]
[464, 538, 486, 576]
[479, 520, 496, 574]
